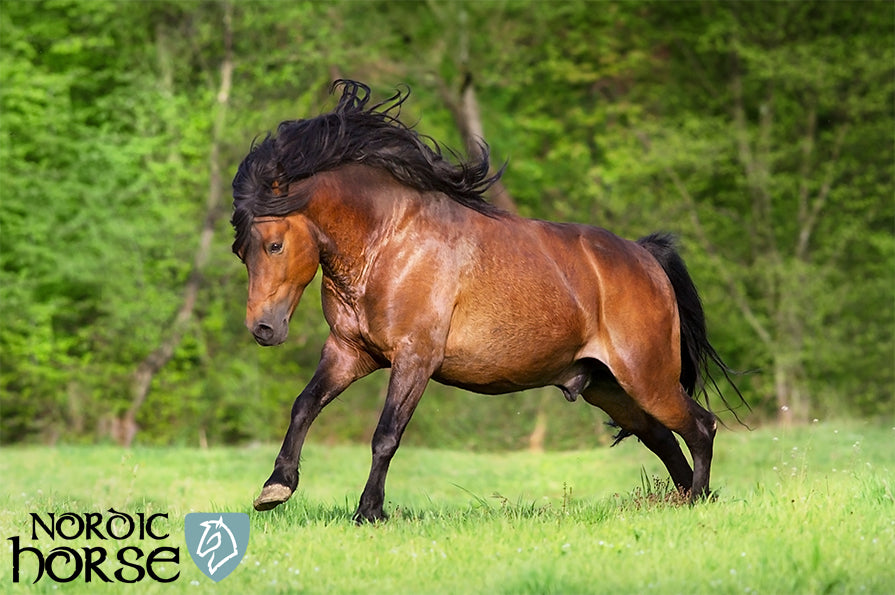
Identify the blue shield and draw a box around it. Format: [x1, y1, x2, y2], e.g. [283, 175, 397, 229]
[184, 513, 250, 582]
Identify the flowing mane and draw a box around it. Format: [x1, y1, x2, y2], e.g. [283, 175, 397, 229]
[231, 80, 503, 257]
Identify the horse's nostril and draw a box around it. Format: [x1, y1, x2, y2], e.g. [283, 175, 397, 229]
[253, 322, 274, 342]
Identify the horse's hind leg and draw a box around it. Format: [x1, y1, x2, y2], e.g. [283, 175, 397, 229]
[637, 384, 717, 501]
[670, 389, 717, 500]
[582, 383, 694, 492]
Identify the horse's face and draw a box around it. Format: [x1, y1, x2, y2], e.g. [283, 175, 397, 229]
[242, 214, 319, 346]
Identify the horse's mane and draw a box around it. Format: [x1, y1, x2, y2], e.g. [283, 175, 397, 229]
[231, 80, 503, 257]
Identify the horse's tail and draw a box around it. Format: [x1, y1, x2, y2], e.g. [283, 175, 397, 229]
[637, 233, 749, 420]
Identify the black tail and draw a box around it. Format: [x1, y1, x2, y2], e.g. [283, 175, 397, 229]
[637, 233, 750, 423]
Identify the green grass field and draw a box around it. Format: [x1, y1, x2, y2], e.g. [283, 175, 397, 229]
[2, 421, 893, 594]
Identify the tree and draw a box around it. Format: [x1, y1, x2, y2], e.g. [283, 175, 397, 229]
[0, 1, 184, 442]
[2, 1, 891, 446]
[120, 1, 234, 446]
[606, 1, 894, 421]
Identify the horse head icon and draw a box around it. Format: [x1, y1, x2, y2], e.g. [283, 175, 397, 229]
[196, 516, 239, 575]
[185, 513, 250, 582]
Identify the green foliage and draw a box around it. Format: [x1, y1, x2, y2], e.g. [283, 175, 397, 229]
[1, 1, 892, 444]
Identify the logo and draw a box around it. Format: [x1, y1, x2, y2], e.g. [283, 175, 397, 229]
[7, 509, 179, 584]
[184, 513, 249, 582]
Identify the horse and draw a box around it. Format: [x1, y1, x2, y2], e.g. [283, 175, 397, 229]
[231, 80, 745, 522]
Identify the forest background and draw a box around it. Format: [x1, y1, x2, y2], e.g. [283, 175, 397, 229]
[1, 0, 892, 449]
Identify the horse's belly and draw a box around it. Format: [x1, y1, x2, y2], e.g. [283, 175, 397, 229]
[435, 334, 581, 395]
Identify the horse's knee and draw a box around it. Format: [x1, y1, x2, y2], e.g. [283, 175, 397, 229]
[371, 429, 400, 460]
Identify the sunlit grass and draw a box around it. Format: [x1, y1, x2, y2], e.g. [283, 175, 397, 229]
[1, 421, 893, 593]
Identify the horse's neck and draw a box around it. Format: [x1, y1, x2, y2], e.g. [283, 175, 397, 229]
[306, 167, 414, 282]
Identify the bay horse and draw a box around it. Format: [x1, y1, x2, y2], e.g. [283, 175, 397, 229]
[231, 80, 744, 522]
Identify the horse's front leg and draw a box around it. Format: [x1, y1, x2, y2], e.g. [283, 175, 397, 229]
[354, 360, 432, 523]
[254, 337, 376, 511]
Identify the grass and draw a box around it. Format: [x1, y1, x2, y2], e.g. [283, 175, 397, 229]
[1, 421, 893, 594]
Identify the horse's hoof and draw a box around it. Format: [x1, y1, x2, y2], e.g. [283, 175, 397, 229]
[352, 507, 387, 525]
[253, 484, 293, 511]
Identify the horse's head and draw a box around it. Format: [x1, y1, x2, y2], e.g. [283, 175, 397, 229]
[195, 516, 239, 576]
[239, 213, 319, 346]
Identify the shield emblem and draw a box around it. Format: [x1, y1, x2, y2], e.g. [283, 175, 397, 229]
[184, 513, 250, 582]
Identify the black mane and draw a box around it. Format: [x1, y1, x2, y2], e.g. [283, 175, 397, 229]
[231, 80, 503, 257]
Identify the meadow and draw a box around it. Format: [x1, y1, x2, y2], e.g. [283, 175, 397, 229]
[1, 421, 893, 594]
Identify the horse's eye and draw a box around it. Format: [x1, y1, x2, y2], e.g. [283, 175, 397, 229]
[268, 242, 283, 254]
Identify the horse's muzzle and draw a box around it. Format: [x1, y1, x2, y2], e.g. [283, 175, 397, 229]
[250, 319, 288, 346]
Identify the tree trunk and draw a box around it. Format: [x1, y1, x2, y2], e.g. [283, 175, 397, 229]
[774, 359, 796, 426]
[436, 74, 516, 213]
[730, 60, 812, 423]
[527, 390, 550, 453]
[116, 4, 234, 446]
[431, 3, 516, 214]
